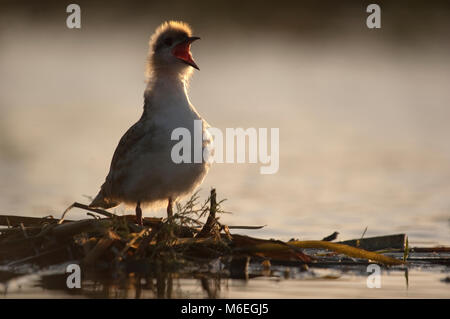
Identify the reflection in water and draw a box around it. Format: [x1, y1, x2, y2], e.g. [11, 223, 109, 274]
[35, 271, 225, 299]
[2, 263, 449, 298]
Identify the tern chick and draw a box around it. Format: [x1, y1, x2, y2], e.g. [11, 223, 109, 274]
[89, 21, 213, 225]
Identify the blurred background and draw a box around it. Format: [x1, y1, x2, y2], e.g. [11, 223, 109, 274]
[1, 0, 449, 245]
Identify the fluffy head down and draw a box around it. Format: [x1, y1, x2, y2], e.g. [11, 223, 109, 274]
[150, 21, 192, 52]
[146, 21, 197, 79]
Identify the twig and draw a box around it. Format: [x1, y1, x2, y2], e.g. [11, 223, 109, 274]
[196, 189, 219, 238]
[59, 202, 116, 224]
[228, 225, 266, 230]
[0, 215, 66, 227]
[119, 228, 149, 258]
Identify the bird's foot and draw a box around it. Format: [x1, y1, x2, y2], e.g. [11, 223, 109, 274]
[167, 197, 174, 221]
[136, 201, 143, 226]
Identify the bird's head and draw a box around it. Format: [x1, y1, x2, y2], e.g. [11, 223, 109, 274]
[148, 21, 200, 77]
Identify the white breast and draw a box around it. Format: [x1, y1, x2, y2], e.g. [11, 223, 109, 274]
[117, 77, 213, 207]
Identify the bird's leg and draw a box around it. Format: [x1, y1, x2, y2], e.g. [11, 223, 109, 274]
[136, 201, 143, 226]
[167, 197, 173, 220]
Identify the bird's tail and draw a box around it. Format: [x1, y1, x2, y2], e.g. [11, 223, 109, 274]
[89, 191, 119, 209]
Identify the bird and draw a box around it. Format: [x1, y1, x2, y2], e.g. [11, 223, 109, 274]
[89, 21, 213, 226]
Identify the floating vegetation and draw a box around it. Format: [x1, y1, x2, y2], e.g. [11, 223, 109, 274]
[0, 189, 448, 297]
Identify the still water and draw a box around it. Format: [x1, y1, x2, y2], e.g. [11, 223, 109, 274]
[2, 263, 449, 298]
[1, 19, 449, 298]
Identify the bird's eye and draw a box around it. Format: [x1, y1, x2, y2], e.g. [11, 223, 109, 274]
[164, 38, 173, 46]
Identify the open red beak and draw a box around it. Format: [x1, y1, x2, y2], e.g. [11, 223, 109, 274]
[172, 36, 200, 70]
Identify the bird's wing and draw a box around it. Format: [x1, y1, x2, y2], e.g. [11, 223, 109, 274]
[109, 119, 147, 173]
[93, 117, 150, 205]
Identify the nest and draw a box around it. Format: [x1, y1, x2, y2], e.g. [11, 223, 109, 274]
[2, 189, 448, 290]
